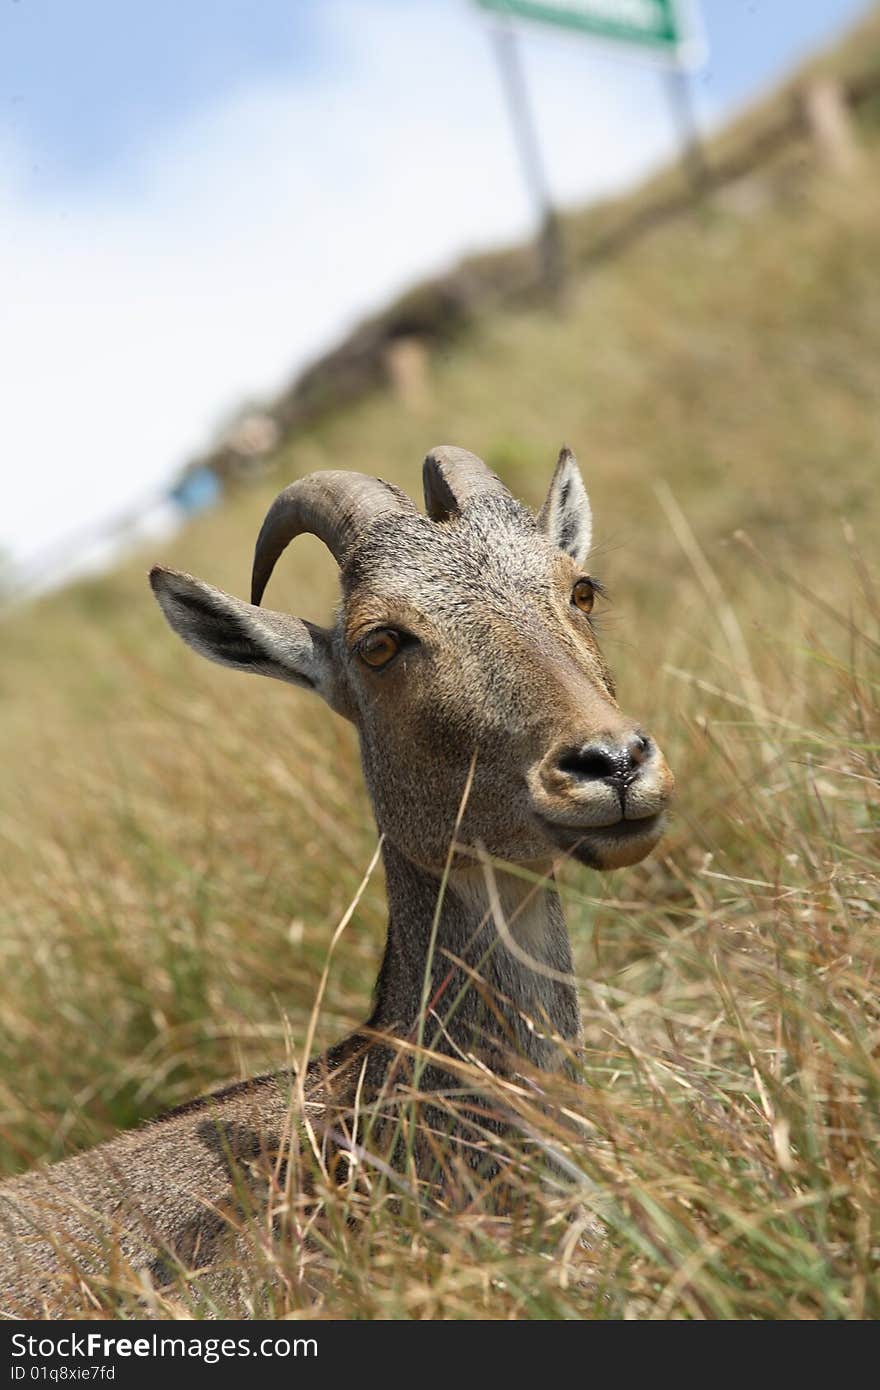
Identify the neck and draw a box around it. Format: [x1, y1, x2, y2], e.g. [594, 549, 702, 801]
[367, 839, 581, 1072]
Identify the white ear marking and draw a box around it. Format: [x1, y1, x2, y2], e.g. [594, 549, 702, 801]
[537, 447, 593, 566]
[149, 566, 335, 699]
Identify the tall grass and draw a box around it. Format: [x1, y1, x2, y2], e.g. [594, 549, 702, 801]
[0, 135, 878, 1317]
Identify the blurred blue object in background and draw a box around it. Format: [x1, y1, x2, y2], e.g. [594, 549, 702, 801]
[169, 467, 222, 517]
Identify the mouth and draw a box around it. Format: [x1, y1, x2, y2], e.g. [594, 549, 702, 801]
[535, 811, 666, 870]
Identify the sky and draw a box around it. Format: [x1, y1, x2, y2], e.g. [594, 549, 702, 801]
[0, 0, 873, 584]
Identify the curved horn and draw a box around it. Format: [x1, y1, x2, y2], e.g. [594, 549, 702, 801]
[251, 471, 413, 606]
[422, 445, 511, 522]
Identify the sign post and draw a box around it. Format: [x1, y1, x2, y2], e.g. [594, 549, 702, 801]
[474, 1, 707, 296]
[664, 59, 709, 196]
[491, 23, 565, 301]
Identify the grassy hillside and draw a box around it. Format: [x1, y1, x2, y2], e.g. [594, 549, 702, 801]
[1, 64, 878, 1316]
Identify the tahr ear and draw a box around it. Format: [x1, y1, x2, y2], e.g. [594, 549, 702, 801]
[149, 567, 346, 713]
[537, 447, 592, 566]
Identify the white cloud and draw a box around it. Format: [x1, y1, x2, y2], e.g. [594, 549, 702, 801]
[0, 0, 679, 579]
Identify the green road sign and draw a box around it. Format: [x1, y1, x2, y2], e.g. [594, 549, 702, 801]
[475, 0, 700, 64]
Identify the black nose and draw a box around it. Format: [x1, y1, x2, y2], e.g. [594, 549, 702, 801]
[558, 733, 651, 786]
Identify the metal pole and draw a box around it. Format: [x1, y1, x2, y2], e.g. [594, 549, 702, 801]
[665, 63, 709, 197]
[491, 23, 565, 300]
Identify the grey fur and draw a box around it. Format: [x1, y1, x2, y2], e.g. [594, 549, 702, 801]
[0, 446, 674, 1315]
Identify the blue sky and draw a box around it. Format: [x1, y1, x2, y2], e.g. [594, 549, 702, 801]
[1, 0, 872, 578]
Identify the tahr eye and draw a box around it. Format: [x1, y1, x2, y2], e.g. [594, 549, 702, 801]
[571, 578, 596, 614]
[359, 629, 401, 669]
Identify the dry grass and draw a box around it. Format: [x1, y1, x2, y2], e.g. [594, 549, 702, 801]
[0, 133, 878, 1318]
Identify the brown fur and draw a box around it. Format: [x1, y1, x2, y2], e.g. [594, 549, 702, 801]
[0, 448, 673, 1315]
